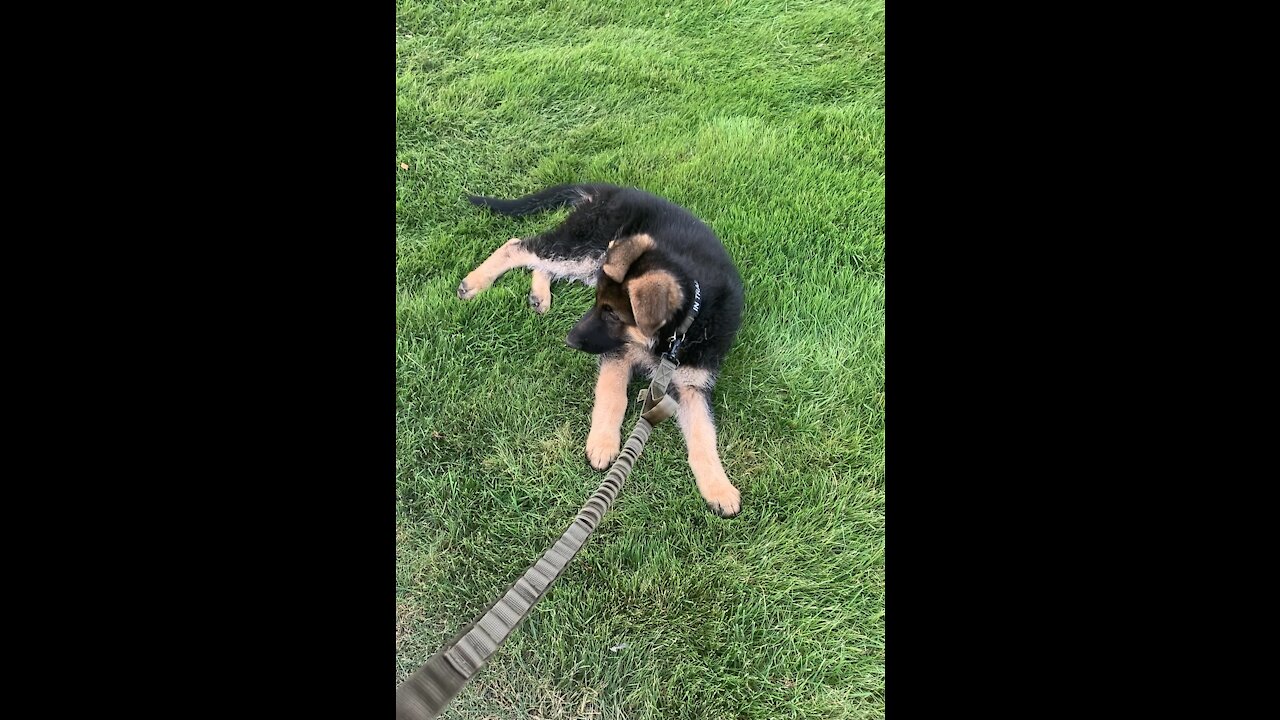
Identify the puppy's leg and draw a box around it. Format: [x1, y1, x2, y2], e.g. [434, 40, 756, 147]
[457, 237, 536, 300]
[585, 353, 631, 470]
[528, 269, 552, 314]
[675, 386, 741, 518]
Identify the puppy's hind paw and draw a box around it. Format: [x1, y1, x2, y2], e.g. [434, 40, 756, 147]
[529, 291, 551, 314]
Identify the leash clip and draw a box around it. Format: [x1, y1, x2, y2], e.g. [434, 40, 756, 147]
[663, 333, 686, 365]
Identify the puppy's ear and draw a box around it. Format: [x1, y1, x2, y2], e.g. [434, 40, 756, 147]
[602, 233, 656, 282]
[627, 271, 683, 338]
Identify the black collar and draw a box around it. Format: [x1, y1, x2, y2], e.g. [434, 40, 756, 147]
[662, 280, 701, 362]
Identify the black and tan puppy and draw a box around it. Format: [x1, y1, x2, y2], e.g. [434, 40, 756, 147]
[458, 183, 745, 517]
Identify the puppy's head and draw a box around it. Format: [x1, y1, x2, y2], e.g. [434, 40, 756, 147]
[566, 233, 684, 354]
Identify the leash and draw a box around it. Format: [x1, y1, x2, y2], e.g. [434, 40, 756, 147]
[395, 283, 702, 720]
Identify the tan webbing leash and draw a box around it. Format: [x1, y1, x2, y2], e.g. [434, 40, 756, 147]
[395, 361, 680, 720]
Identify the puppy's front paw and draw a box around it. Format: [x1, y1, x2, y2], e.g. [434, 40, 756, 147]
[585, 430, 620, 471]
[700, 481, 741, 518]
[457, 281, 477, 300]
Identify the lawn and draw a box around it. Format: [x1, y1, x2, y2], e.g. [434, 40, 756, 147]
[395, 1, 884, 718]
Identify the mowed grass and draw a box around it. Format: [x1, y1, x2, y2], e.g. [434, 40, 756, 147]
[396, 1, 884, 718]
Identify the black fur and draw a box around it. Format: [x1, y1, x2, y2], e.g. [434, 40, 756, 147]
[471, 183, 744, 372]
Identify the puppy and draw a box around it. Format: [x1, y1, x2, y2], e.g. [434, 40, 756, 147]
[458, 183, 744, 517]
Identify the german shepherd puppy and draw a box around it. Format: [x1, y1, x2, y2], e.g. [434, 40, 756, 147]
[458, 183, 744, 517]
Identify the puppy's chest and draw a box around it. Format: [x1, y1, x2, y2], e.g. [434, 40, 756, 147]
[622, 344, 660, 377]
[619, 344, 714, 390]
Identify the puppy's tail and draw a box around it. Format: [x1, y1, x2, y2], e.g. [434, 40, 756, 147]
[466, 184, 598, 217]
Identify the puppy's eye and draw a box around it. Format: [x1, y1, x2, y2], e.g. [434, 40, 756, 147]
[601, 304, 614, 315]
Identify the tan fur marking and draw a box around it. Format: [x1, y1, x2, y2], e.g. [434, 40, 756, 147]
[675, 386, 740, 517]
[673, 366, 714, 390]
[586, 355, 633, 470]
[601, 233, 655, 282]
[458, 237, 536, 299]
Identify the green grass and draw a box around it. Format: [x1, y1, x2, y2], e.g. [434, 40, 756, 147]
[396, 1, 884, 717]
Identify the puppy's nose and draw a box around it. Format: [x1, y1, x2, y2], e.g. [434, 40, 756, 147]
[565, 334, 582, 349]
